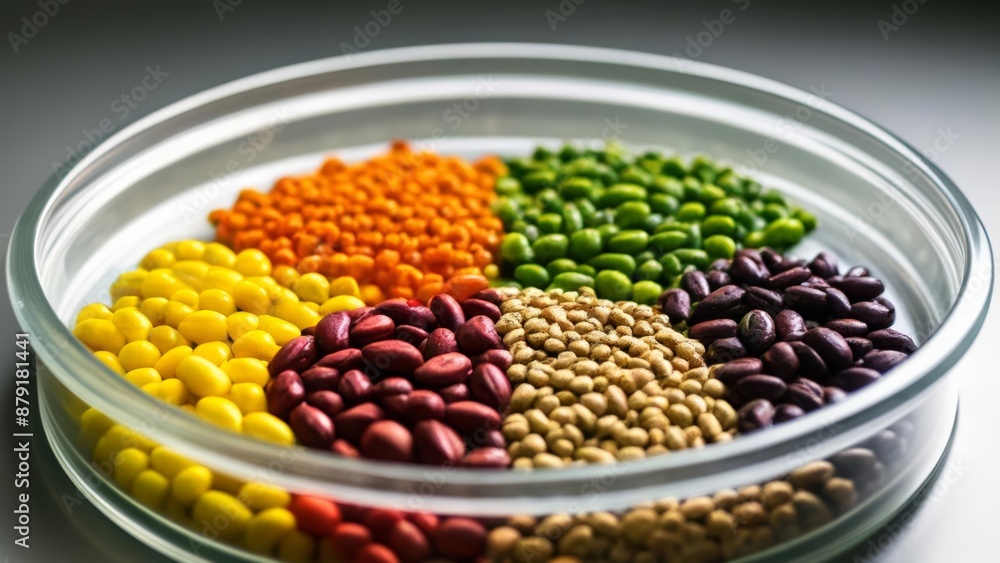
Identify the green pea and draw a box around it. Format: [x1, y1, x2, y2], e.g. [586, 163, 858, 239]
[575, 198, 597, 225]
[642, 213, 664, 233]
[715, 172, 744, 196]
[607, 230, 649, 255]
[649, 231, 689, 253]
[710, 197, 743, 218]
[745, 231, 766, 248]
[633, 280, 664, 305]
[634, 250, 656, 265]
[538, 189, 563, 214]
[596, 184, 647, 208]
[761, 203, 789, 221]
[569, 229, 604, 261]
[595, 224, 620, 245]
[537, 213, 563, 234]
[676, 202, 706, 222]
[532, 234, 569, 264]
[523, 207, 541, 223]
[619, 166, 653, 187]
[495, 177, 522, 196]
[698, 184, 726, 205]
[563, 204, 584, 233]
[635, 259, 664, 282]
[761, 189, 787, 206]
[490, 278, 523, 289]
[522, 170, 556, 193]
[648, 193, 679, 216]
[793, 209, 818, 232]
[500, 233, 533, 265]
[492, 198, 520, 228]
[661, 156, 687, 178]
[549, 272, 595, 293]
[659, 253, 684, 277]
[561, 157, 601, 179]
[704, 235, 737, 260]
[522, 224, 540, 243]
[505, 156, 535, 176]
[671, 248, 710, 268]
[558, 176, 593, 200]
[650, 175, 685, 198]
[558, 145, 581, 162]
[615, 201, 651, 230]
[588, 253, 636, 276]
[575, 264, 597, 277]
[595, 270, 633, 301]
[532, 146, 555, 161]
[595, 163, 618, 185]
[744, 179, 763, 199]
[590, 209, 616, 226]
[702, 215, 737, 237]
[682, 176, 703, 200]
[514, 264, 551, 289]
[546, 258, 578, 278]
[763, 218, 805, 247]
[734, 223, 748, 243]
[687, 223, 703, 249]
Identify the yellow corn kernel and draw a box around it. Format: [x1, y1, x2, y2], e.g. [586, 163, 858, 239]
[173, 262, 212, 291]
[131, 469, 170, 510]
[140, 297, 170, 326]
[118, 340, 162, 372]
[76, 302, 115, 324]
[196, 396, 243, 432]
[227, 311, 260, 341]
[141, 248, 176, 270]
[193, 341, 234, 366]
[199, 288, 237, 316]
[203, 243, 237, 268]
[238, 482, 291, 511]
[329, 276, 362, 299]
[142, 269, 182, 300]
[179, 404, 196, 415]
[176, 355, 232, 397]
[94, 351, 126, 376]
[319, 295, 365, 316]
[78, 408, 116, 451]
[229, 382, 267, 414]
[204, 266, 244, 292]
[74, 319, 127, 354]
[150, 447, 195, 479]
[112, 307, 153, 342]
[235, 249, 272, 277]
[233, 280, 271, 316]
[271, 265, 299, 289]
[155, 378, 190, 405]
[220, 358, 269, 387]
[212, 472, 246, 495]
[278, 529, 316, 563]
[242, 413, 295, 446]
[245, 507, 297, 555]
[125, 367, 162, 388]
[293, 272, 330, 304]
[231, 330, 278, 361]
[142, 381, 161, 396]
[110, 270, 147, 302]
[170, 288, 201, 308]
[149, 325, 190, 355]
[302, 302, 320, 313]
[273, 301, 320, 331]
[192, 491, 253, 541]
[248, 276, 280, 293]
[154, 345, 193, 378]
[113, 447, 150, 489]
[175, 240, 206, 261]
[178, 310, 228, 345]
[360, 284, 386, 306]
[172, 465, 213, 507]
[102, 424, 158, 454]
[112, 295, 141, 312]
[258, 315, 300, 346]
[164, 301, 196, 328]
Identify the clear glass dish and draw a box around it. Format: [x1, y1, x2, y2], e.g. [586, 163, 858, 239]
[7, 44, 991, 561]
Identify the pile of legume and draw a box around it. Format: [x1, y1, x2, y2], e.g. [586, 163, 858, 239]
[209, 141, 505, 303]
[657, 248, 917, 431]
[492, 145, 816, 302]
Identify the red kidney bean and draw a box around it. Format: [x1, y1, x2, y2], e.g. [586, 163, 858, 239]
[362, 341, 425, 375]
[783, 285, 827, 314]
[314, 311, 351, 353]
[306, 390, 346, 420]
[413, 352, 473, 388]
[786, 383, 824, 412]
[405, 390, 446, 421]
[429, 294, 466, 332]
[393, 325, 428, 347]
[689, 319, 738, 342]
[867, 328, 917, 353]
[456, 316, 503, 355]
[802, 327, 853, 371]
[334, 403, 384, 443]
[788, 341, 828, 377]
[808, 251, 839, 279]
[381, 394, 411, 420]
[389, 520, 431, 563]
[424, 328, 459, 359]
[845, 336, 873, 360]
[744, 286, 783, 313]
[775, 309, 807, 341]
[469, 363, 512, 410]
[681, 270, 711, 302]
[862, 349, 909, 373]
[330, 522, 372, 559]
[824, 318, 870, 338]
[445, 401, 501, 435]
[738, 310, 776, 353]
[689, 285, 746, 323]
[300, 366, 340, 393]
[461, 299, 502, 323]
[373, 377, 414, 398]
[832, 275, 885, 302]
[373, 299, 411, 324]
[846, 265, 870, 277]
[364, 508, 405, 540]
[355, 543, 399, 563]
[705, 336, 747, 364]
[827, 367, 881, 391]
[316, 348, 364, 372]
[471, 349, 513, 371]
[712, 357, 763, 385]
[438, 383, 470, 404]
[300, 326, 316, 337]
[706, 269, 732, 291]
[351, 315, 396, 347]
[360, 420, 414, 463]
[462, 447, 512, 468]
[483, 430, 506, 449]
[266, 370, 305, 418]
[737, 399, 775, 432]
[408, 512, 439, 536]
[268, 335, 318, 377]
[289, 403, 336, 449]
[767, 266, 812, 290]
[774, 403, 806, 423]
[470, 288, 505, 306]
[433, 518, 487, 559]
[413, 419, 466, 465]
[761, 342, 799, 380]
[402, 305, 437, 331]
[658, 288, 691, 323]
[734, 374, 787, 402]
[339, 369, 374, 405]
[731, 255, 770, 286]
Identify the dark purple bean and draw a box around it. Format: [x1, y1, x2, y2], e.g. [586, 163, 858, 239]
[738, 399, 775, 432]
[802, 328, 853, 371]
[791, 377, 824, 398]
[761, 342, 800, 380]
[689, 319, 738, 342]
[867, 328, 917, 353]
[767, 267, 813, 290]
[689, 285, 746, 324]
[831, 276, 885, 302]
[800, 275, 830, 290]
[846, 266, 869, 277]
[706, 269, 731, 291]
[300, 366, 340, 393]
[712, 357, 763, 385]
[658, 288, 692, 324]
[734, 374, 787, 402]
[681, 271, 711, 301]
[346, 306, 374, 325]
[824, 319, 870, 338]
[775, 310, 807, 341]
[774, 404, 806, 423]
[862, 350, 909, 373]
[314, 311, 351, 353]
[823, 386, 847, 403]
[825, 287, 852, 318]
[761, 249, 784, 271]
[708, 258, 730, 272]
[851, 301, 894, 330]
[783, 285, 827, 314]
[845, 337, 874, 360]
[731, 256, 770, 286]
[738, 310, 776, 353]
[461, 299, 502, 323]
[300, 326, 315, 337]
[769, 257, 807, 274]
[429, 294, 466, 332]
[745, 286, 784, 312]
[394, 325, 429, 347]
[808, 252, 839, 279]
[470, 288, 505, 306]
[827, 367, 881, 391]
[786, 383, 824, 412]
[706, 337, 747, 364]
[736, 248, 766, 268]
[789, 341, 828, 377]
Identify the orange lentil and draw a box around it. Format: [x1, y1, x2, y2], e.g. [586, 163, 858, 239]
[210, 142, 504, 303]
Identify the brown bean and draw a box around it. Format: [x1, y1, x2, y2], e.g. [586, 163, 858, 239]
[846, 266, 869, 277]
[824, 319, 870, 338]
[706, 337, 747, 364]
[315, 348, 363, 372]
[334, 402, 385, 443]
[775, 309, 806, 341]
[831, 276, 885, 302]
[471, 288, 506, 306]
[266, 370, 305, 417]
[438, 383, 470, 404]
[424, 327, 459, 359]
[361, 340, 424, 375]
[867, 328, 917, 353]
[462, 299, 502, 322]
[406, 390, 446, 421]
[801, 275, 830, 290]
[808, 252, 839, 278]
[429, 294, 466, 332]
[350, 314, 396, 347]
[360, 420, 414, 463]
[786, 383, 824, 412]
[736, 248, 766, 268]
[433, 518, 487, 559]
[767, 267, 812, 290]
[734, 375, 787, 402]
[737, 399, 774, 432]
[682, 270, 711, 301]
[761, 342, 799, 380]
[314, 311, 351, 353]
[802, 328, 853, 371]
[268, 335, 318, 377]
[658, 288, 692, 324]
[689, 319, 738, 342]
[706, 269, 732, 290]
[827, 367, 881, 391]
[445, 401, 502, 435]
[774, 403, 805, 423]
[744, 286, 783, 312]
[789, 341, 828, 377]
[469, 363, 513, 410]
[738, 310, 776, 353]
[845, 337, 874, 360]
[306, 390, 345, 420]
[289, 403, 336, 449]
[689, 285, 746, 323]
[456, 316, 503, 354]
[824, 386, 847, 403]
[825, 287, 852, 318]
[413, 419, 466, 465]
[300, 366, 340, 393]
[783, 285, 827, 314]
[850, 301, 893, 330]
[413, 352, 473, 388]
[471, 349, 514, 371]
[462, 447, 512, 468]
[731, 255, 770, 286]
[713, 357, 763, 385]
[338, 369, 374, 405]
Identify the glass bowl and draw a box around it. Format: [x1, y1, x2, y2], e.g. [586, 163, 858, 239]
[7, 43, 991, 561]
